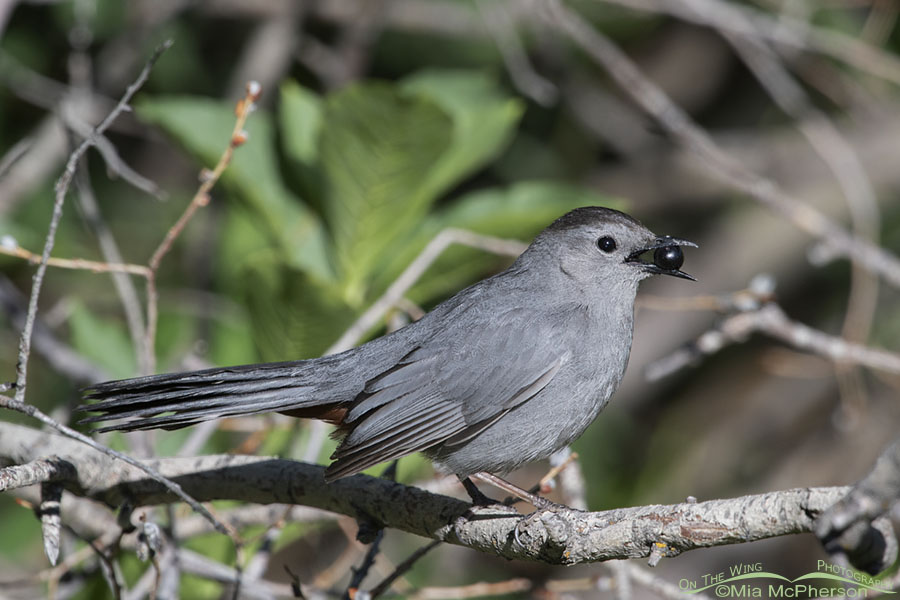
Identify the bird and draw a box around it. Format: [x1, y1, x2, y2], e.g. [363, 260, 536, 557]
[79, 206, 694, 504]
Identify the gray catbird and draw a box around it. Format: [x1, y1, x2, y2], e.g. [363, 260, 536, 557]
[80, 207, 694, 500]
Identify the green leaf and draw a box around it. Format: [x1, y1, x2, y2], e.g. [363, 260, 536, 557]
[279, 80, 323, 166]
[68, 300, 136, 379]
[318, 73, 522, 306]
[135, 96, 332, 280]
[318, 83, 454, 303]
[240, 255, 358, 360]
[401, 69, 524, 200]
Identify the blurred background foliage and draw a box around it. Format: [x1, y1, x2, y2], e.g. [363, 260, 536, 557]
[1, 0, 899, 598]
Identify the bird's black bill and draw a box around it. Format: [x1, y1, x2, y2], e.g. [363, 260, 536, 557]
[627, 236, 697, 281]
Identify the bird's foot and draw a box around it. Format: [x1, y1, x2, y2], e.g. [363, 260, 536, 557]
[460, 476, 501, 506]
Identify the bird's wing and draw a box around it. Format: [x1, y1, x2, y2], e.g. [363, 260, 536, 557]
[325, 305, 572, 480]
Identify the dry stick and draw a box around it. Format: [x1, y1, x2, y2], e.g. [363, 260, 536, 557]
[861, 0, 898, 45]
[408, 576, 532, 600]
[476, 0, 558, 106]
[717, 13, 882, 321]
[0, 275, 111, 384]
[0, 394, 232, 541]
[61, 104, 165, 200]
[712, 5, 881, 422]
[816, 437, 900, 575]
[3, 37, 233, 542]
[175, 548, 297, 598]
[0, 135, 33, 179]
[143, 80, 261, 374]
[597, 0, 900, 87]
[645, 302, 900, 382]
[12, 39, 170, 403]
[549, 447, 588, 511]
[328, 228, 527, 353]
[1, 82, 259, 377]
[368, 458, 579, 596]
[610, 560, 633, 600]
[369, 540, 443, 599]
[74, 165, 154, 375]
[345, 529, 385, 599]
[624, 562, 714, 600]
[137, 80, 261, 600]
[544, 0, 900, 288]
[0, 243, 151, 276]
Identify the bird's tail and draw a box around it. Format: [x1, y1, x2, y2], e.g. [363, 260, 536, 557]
[77, 358, 345, 433]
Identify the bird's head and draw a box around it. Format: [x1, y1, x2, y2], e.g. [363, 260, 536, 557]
[524, 206, 696, 291]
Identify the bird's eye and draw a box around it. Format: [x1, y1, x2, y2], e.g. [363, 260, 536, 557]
[653, 245, 684, 271]
[597, 236, 617, 253]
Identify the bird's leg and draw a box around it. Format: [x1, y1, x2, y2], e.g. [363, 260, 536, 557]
[459, 476, 500, 506]
[471, 472, 564, 511]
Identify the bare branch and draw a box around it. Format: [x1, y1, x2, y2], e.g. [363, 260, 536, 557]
[61, 104, 165, 199]
[0, 275, 110, 384]
[599, 0, 900, 87]
[646, 301, 900, 381]
[0, 421, 855, 566]
[0, 240, 152, 277]
[542, 0, 900, 288]
[476, 0, 558, 106]
[625, 562, 714, 600]
[144, 79, 262, 372]
[817, 437, 900, 574]
[370, 540, 443, 598]
[13, 39, 172, 404]
[0, 457, 76, 495]
[0, 398, 233, 539]
[74, 166, 153, 374]
[327, 229, 527, 354]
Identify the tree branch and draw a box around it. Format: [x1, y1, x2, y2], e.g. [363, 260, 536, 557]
[0, 457, 76, 493]
[542, 0, 900, 288]
[0, 421, 854, 566]
[816, 437, 900, 575]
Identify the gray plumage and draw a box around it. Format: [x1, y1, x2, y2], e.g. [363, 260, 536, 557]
[79, 207, 695, 482]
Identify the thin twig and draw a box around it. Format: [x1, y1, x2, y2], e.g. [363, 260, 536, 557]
[61, 103, 165, 200]
[685, 0, 881, 424]
[74, 163, 153, 374]
[598, 0, 900, 87]
[369, 540, 443, 599]
[544, 0, 900, 288]
[2, 37, 237, 546]
[13, 39, 171, 404]
[408, 576, 532, 600]
[143, 79, 261, 373]
[0, 135, 33, 179]
[476, 0, 558, 106]
[327, 229, 526, 354]
[625, 562, 714, 599]
[0, 394, 233, 538]
[345, 529, 385, 599]
[645, 301, 900, 381]
[0, 236, 152, 276]
[0, 275, 110, 383]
